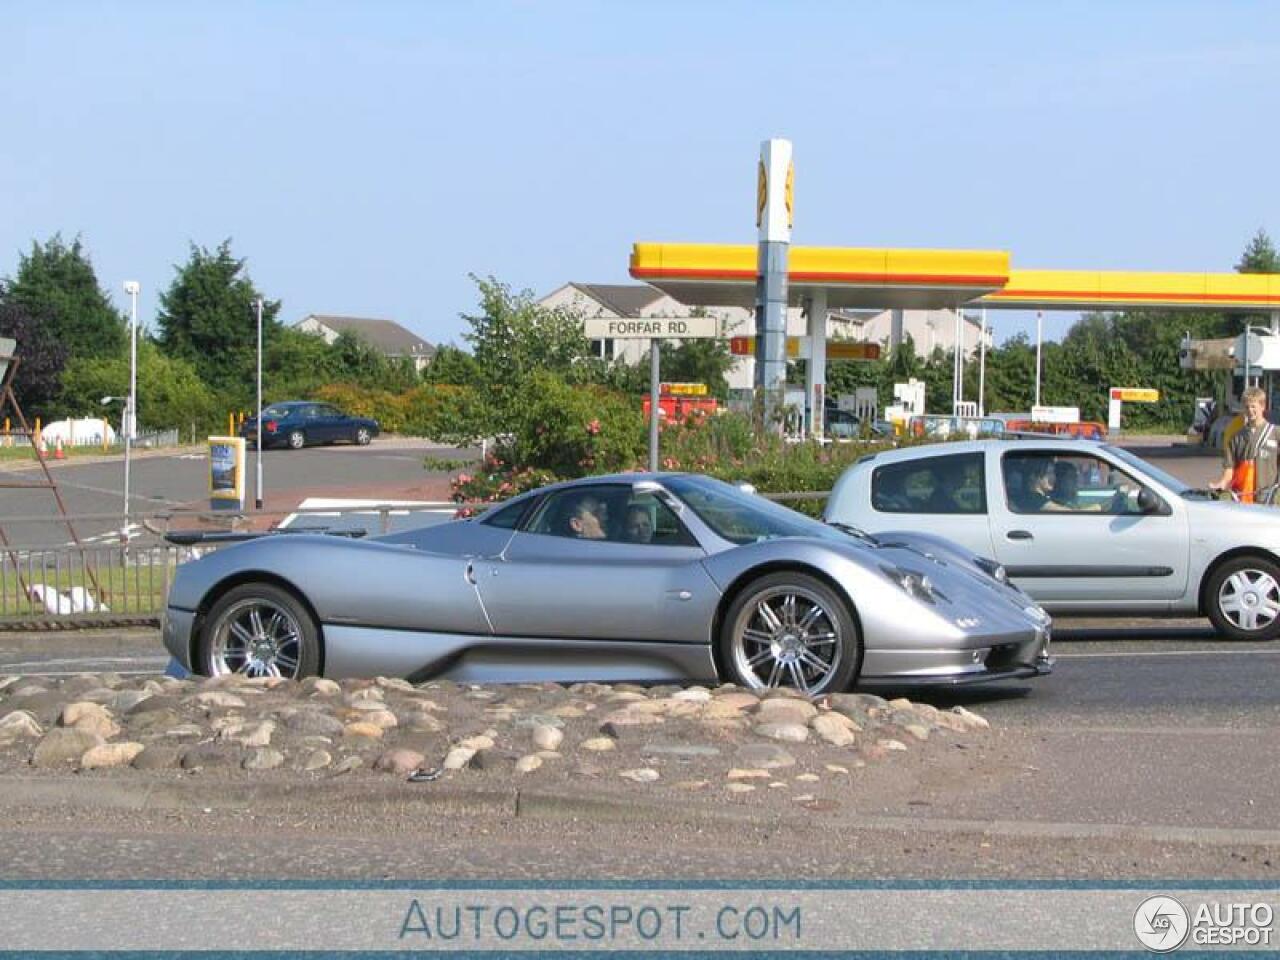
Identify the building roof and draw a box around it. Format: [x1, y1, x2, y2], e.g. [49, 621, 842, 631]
[570, 283, 667, 318]
[298, 315, 436, 357]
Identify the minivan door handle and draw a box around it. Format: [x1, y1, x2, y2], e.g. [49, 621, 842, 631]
[1006, 530, 1034, 541]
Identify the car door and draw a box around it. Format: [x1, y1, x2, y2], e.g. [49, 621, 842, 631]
[314, 404, 347, 442]
[865, 450, 996, 559]
[474, 484, 719, 644]
[990, 447, 1190, 606]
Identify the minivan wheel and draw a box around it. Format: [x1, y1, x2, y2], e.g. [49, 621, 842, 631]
[1205, 555, 1280, 641]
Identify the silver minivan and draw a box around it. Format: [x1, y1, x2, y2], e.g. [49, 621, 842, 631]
[825, 437, 1280, 641]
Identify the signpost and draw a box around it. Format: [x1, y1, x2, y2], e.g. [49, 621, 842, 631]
[1031, 405, 1081, 424]
[1107, 387, 1160, 432]
[584, 317, 719, 471]
[208, 436, 247, 511]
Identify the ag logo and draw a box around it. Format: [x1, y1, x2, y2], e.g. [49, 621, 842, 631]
[1134, 895, 1190, 952]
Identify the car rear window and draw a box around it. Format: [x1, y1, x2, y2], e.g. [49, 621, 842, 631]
[871, 452, 986, 515]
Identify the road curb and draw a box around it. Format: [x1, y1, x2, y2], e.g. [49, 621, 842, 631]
[4, 776, 1280, 850]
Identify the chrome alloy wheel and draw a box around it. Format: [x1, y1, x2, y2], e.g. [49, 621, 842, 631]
[209, 598, 304, 678]
[1217, 568, 1280, 632]
[729, 585, 843, 694]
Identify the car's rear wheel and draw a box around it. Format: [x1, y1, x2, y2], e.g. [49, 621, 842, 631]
[1205, 555, 1280, 641]
[287, 430, 306, 450]
[719, 572, 860, 695]
[199, 583, 321, 679]
[355, 427, 371, 445]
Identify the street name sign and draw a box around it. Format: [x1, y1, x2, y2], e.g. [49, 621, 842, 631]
[583, 316, 719, 339]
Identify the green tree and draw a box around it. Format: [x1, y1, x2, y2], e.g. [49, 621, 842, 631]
[422, 344, 482, 385]
[1236, 229, 1280, 274]
[0, 300, 69, 420]
[155, 241, 281, 398]
[658, 338, 735, 400]
[2, 235, 126, 360]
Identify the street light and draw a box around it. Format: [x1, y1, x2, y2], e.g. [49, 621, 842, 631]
[122, 280, 140, 542]
[1034, 310, 1043, 410]
[100, 395, 130, 536]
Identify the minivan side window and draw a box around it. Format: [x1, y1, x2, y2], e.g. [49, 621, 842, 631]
[871, 452, 987, 514]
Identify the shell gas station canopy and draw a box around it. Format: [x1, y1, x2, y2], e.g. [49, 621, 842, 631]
[629, 242, 1280, 313]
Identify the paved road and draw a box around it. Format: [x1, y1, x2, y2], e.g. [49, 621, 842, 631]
[0, 439, 473, 547]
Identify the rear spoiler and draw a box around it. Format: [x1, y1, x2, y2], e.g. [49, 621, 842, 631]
[163, 528, 367, 546]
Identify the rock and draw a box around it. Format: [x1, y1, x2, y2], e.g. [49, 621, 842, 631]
[952, 706, 990, 731]
[459, 734, 495, 752]
[671, 687, 712, 702]
[375, 676, 415, 693]
[642, 743, 720, 758]
[281, 710, 345, 737]
[734, 743, 796, 770]
[220, 720, 275, 748]
[331, 756, 363, 775]
[243, 748, 285, 771]
[904, 724, 931, 741]
[756, 697, 818, 721]
[60, 701, 113, 728]
[531, 724, 563, 751]
[374, 748, 425, 776]
[442, 746, 476, 770]
[345, 698, 389, 712]
[701, 701, 748, 721]
[604, 691, 648, 704]
[618, 767, 660, 783]
[811, 714, 857, 747]
[128, 695, 182, 716]
[78, 687, 119, 705]
[343, 722, 384, 741]
[468, 750, 516, 772]
[1, 691, 65, 720]
[727, 768, 771, 780]
[599, 711, 665, 736]
[157, 723, 204, 741]
[299, 677, 341, 697]
[515, 754, 543, 774]
[0, 710, 42, 739]
[127, 708, 184, 735]
[181, 744, 240, 770]
[408, 698, 447, 713]
[655, 699, 703, 719]
[10, 684, 48, 699]
[753, 722, 809, 744]
[0, 676, 20, 694]
[580, 737, 616, 752]
[361, 710, 399, 731]
[878, 738, 909, 752]
[672, 779, 710, 791]
[514, 712, 565, 729]
[131, 745, 183, 770]
[403, 712, 447, 734]
[111, 690, 153, 713]
[547, 702, 589, 719]
[795, 773, 821, 783]
[824, 764, 850, 774]
[726, 783, 756, 794]
[189, 691, 247, 710]
[301, 749, 332, 771]
[31, 728, 104, 767]
[80, 742, 145, 770]
[617, 699, 668, 716]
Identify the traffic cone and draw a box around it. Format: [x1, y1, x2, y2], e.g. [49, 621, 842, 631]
[36, 431, 47, 459]
[53, 436, 65, 460]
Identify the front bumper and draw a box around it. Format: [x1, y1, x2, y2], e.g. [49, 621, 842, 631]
[162, 606, 196, 670]
[860, 620, 1052, 686]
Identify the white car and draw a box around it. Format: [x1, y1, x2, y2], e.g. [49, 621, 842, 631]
[825, 437, 1280, 641]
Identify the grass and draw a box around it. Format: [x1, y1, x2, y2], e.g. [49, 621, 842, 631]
[0, 553, 176, 616]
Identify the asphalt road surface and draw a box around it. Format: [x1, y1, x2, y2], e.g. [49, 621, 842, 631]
[0, 439, 472, 547]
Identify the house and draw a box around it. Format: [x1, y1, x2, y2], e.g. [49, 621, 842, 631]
[539, 283, 989, 393]
[294, 315, 437, 373]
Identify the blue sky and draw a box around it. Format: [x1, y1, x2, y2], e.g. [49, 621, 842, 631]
[3, 1, 1278, 347]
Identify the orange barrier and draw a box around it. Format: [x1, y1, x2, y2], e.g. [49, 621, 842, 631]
[1003, 419, 1108, 440]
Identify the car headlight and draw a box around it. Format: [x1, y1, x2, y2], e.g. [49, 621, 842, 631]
[881, 564, 939, 603]
[974, 556, 1009, 585]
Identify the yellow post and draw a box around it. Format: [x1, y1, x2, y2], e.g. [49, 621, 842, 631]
[228, 412, 234, 436]
[34, 417, 41, 457]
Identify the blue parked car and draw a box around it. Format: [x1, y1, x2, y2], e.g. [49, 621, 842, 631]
[240, 401, 380, 450]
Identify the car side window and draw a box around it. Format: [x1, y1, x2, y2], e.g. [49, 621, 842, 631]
[1002, 451, 1158, 516]
[480, 497, 534, 530]
[871, 452, 986, 514]
[524, 486, 696, 545]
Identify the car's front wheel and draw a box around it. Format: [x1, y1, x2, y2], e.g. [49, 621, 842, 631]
[199, 583, 321, 679]
[355, 427, 372, 445]
[1206, 555, 1280, 641]
[719, 572, 860, 695]
[287, 430, 306, 450]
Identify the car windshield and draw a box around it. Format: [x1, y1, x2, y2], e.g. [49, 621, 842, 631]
[1101, 445, 1191, 495]
[664, 475, 842, 545]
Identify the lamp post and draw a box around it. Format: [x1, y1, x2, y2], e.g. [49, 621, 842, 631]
[1034, 310, 1043, 410]
[121, 281, 140, 541]
[100, 396, 128, 533]
[255, 297, 263, 510]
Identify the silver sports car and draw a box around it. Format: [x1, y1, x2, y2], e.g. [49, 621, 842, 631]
[163, 473, 1052, 692]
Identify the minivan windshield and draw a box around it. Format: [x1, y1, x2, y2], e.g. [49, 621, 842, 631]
[664, 475, 844, 545]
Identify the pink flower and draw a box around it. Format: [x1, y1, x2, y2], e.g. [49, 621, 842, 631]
[456, 473, 472, 485]
[586, 419, 601, 435]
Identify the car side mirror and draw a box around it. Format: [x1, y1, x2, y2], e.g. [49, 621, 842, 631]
[1136, 487, 1163, 515]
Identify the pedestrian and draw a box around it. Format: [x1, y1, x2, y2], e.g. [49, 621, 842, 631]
[1211, 386, 1278, 503]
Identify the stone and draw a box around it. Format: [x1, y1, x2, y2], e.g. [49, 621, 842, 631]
[374, 748, 426, 776]
[734, 743, 796, 770]
[878, 739, 909, 752]
[301, 749, 333, 771]
[531, 724, 563, 751]
[131, 745, 183, 770]
[604, 691, 648, 704]
[361, 710, 399, 731]
[580, 737, 616, 752]
[331, 756, 363, 775]
[0, 710, 42, 739]
[701, 701, 747, 721]
[157, 724, 204, 741]
[514, 712, 565, 729]
[672, 779, 710, 791]
[641, 743, 720, 758]
[60, 701, 113, 728]
[31, 728, 104, 767]
[221, 720, 275, 748]
[375, 676, 415, 693]
[0, 676, 21, 694]
[1, 691, 64, 720]
[756, 697, 818, 722]
[80, 742, 145, 770]
[655, 699, 703, 720]
[403, 712, 447, 734]
[547, 702, 589, 719]
[345, 698, 388, 712]
[128, 709, 183, 734]
[181, 744, 241, 770]
[599, 711, 665, 735]
[442, 746, 476, 770]
[282, 710, 345, 737]
[299, 677, 341, 697]
[189, 691, 247, 710]
[726, 783, 756, 794]
[952, 706, 990, 731]
[243, 748, 285, 771]
[111, 690, 153, 713]
[904, 724, 931, 741]
[515, 754, 543, 774]
[409, 698, 447, 713]
[468, 750, 516, 772]
[671, 686, 712, 702]
[824, 764, 850, 774]
[811, 714, 857, 747]
[795, 773, 821, 783]
[727, 768, 770, 780]
[753, 722, 809, 744]
[128, 695, 182, 716]
[459, 734, 495, 752]
[618, 767, 660, 783]
[535, 750, 562, 761]
[343, 722, 384, 741]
